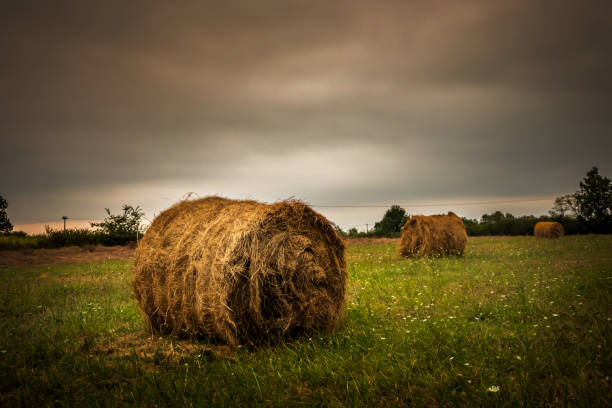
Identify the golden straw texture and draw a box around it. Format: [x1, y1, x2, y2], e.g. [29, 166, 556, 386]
[399, 212, 467, 257]
[534, 221, 564, 239]
[132, 197, 346, 346]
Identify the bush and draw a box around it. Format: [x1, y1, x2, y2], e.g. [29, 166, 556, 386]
[0, 204, 146, 251]
[0, 234, 44, 250]
[91, 205, 145, 245]
[42, 226, 104, 248]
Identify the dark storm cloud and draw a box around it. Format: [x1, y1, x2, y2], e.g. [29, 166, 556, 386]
[2, 0, 612, 222]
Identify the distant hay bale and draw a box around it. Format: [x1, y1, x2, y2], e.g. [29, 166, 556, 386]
[534, 221, 564, 239]
[132, 197, 346, 346]
[399, 212, 467, 257]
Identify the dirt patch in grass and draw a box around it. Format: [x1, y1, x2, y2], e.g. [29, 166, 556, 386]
[92, 333, 234, 363]
[0, 245, 135, 266]
[344, 237, 400, 246]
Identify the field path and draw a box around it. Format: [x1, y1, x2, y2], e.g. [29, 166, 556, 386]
[0, 245, 135, 266]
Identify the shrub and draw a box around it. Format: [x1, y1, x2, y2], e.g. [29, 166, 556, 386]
[43, 226, 103, 248]
[91, 205, 145, 245]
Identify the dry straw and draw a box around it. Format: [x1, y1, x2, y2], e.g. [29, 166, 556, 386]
[132, 197, 346, 346]
[534, 221, 564, 239]
[399, 212, 467, 257]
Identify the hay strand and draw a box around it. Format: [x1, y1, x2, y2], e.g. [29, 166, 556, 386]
[132, 197, 346, 346]
[399, 212, 467, 257]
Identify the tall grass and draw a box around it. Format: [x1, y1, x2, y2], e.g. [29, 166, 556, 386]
[0, 236, 611, 406]
[0, 228, 137, 250]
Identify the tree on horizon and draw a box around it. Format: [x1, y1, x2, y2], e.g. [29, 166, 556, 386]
[374, 205, 408, 236]
[0, 195, 14, 234]
[574, 166, 612, 233]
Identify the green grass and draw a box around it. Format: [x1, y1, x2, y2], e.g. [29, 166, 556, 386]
[1, 236, 611, 406]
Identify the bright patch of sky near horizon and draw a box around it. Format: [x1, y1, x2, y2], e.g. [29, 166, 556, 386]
[2, 0, 611, 229]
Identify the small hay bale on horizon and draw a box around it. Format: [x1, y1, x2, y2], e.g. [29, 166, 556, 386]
[534, 221, 564, 239]
[399, 212, 467, 257]
[132, 196, 346, 346]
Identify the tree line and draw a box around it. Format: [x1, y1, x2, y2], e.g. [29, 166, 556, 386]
[0, 204, 145, 250]
[1, 166, 611, 244]
[336, 166, 612, 237]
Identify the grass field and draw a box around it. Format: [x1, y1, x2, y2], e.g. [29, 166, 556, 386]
[1, 236, 611, 406]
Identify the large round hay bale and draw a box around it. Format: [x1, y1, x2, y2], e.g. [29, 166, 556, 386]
[399, 212, 467, 257]
[534, 221, 564, 239]
[132, 197, 346, 346]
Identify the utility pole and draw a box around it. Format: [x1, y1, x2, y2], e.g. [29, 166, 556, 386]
[62, 216, 68, 231]
[366, 223, 369, 233]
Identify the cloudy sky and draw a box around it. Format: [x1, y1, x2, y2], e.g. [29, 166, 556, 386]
[2, 0, 611, 232]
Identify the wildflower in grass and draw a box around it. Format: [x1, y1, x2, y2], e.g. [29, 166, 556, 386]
[464, 363, 469, 366]
[515, 356, 522, 360]
[487, 385, 500, 393]
[552, 313, 559, 317]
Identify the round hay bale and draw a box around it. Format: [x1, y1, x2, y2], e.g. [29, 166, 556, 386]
[399, 212, 467, 257]
[132, 197, 346, 346]
[534, 221, 564, 239]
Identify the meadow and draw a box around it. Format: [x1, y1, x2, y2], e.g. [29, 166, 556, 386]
[1, 236, 611, 406]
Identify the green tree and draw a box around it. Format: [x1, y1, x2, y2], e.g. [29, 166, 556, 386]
[374, 205, 408, 236]
[0, 195, 13, 234]
[91, 205, 145, 239]
[549, 194, 577, 218]
[574, 166, 612, 232]
[347, 227, 359, 237]
[334, 225, 347, 237]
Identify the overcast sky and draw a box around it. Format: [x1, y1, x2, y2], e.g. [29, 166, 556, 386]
[2, 0, 611, 231]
